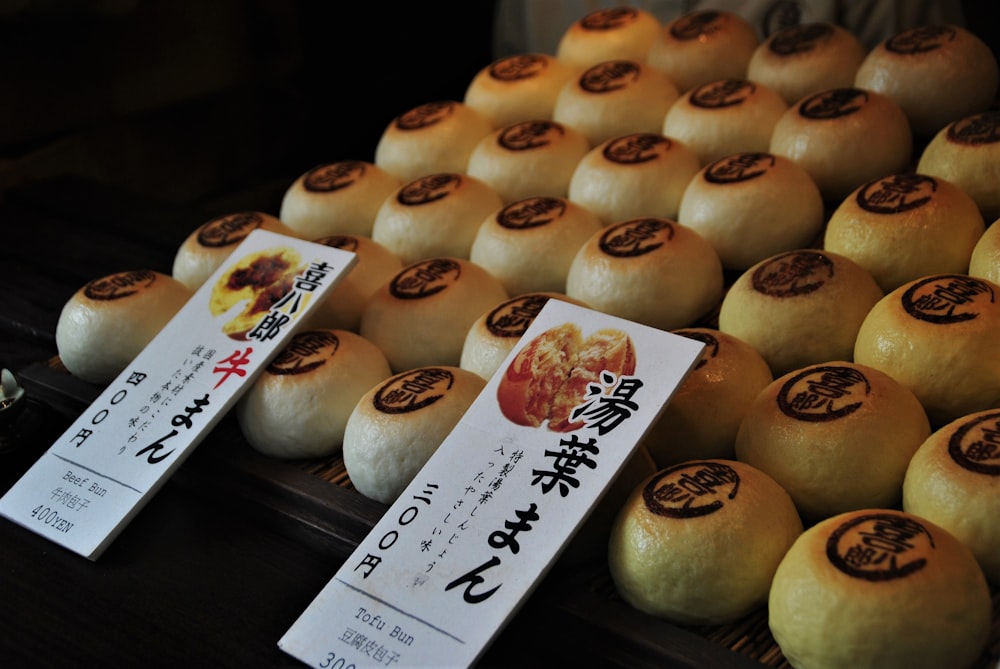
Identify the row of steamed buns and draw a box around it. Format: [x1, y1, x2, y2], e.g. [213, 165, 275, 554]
[50, 13, 1000, 666]
[51, 5, 999, 493]
[56, 5, 1000, 459]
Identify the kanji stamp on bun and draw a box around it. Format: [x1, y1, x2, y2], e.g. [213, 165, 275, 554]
[747, 22, 867, 106]
[903, 409, 1000, 585]
[464, 53, 577, 129]
[56, 269, 192, 384]
[677, 151, 824, 272]
[823, 172, 985, 293]
[609, 459, 802, 625]
[460, 292, 588, 381]
[769, 87, 912, 203]
[555, 6, 662, 70]
[374, 100, 493, 183]
[768, 509, 992, 669]
[343, 366, 487, 504]
[854, 24, 999, 138]
[496, 322, 635, 432]
[237, 329, 391, 459]
[735, 361, 931, 523]
[370, 172, 504, 265]
[917, 109, 1000, 223]
[470, 195, 603, 296]
[466, 119, 591, 204]
[172, 211, 297, 291]
[853, 273, 1000, 427]
[646, 9, 760, 94]
[553, 59, 679, 147]
[719, 249, 883, 377]
[279, 160, 402, 239]
[566, 217, 724, 331]
[568, 133, 701, 225]
[661, 77, 788, 167]
[360, 257, 508, 373]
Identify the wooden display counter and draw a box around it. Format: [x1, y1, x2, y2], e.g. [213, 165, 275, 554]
[1, 175, 997, 668]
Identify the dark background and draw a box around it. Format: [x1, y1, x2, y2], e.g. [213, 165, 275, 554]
[0, 1, 499, 212]
[0, 7, 996, 667]
[0, 1, 499, 374]
[1, 1, 997, 216]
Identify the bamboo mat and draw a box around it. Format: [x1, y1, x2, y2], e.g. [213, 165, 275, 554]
[31, 356, 1000, 668]
[302, 454, 1000, 669]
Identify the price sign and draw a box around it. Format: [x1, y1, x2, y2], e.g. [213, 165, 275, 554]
[279, 299, 704, 668]
[0, 230, 356, 560]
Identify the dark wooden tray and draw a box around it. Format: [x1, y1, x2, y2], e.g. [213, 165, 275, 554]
[5, 173, 996, 669]
[17, 358, 1000, 669]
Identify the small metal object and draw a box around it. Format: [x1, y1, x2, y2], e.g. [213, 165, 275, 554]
[1, 368, 41, 454]
[0, 369, 26, 425]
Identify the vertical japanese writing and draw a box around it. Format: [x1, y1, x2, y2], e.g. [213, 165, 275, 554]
[69, 372, 143, 449]
[248, 260, 333, 341]
[354, 484, 439, 579]
[445, 367, 644, 604]
[212, 347, 254, 388]
[135, 393, 210, 464]
[125, 346, 216, 448]
[569, 370, 644, 435]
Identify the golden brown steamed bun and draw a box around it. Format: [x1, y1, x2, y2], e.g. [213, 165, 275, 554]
[747, 22, 867, 106]
[854, 273, 1000, 427]
[609, 459, 803, 625]
[464, 53, 577, 128]
[460, 292, 588, 381]
[172, 211, 297, 291]
[373, 100, 493, 183]
[369, 173, 504, 265]
[360, 257, 509, 373]
[555, 6, 662, 70]
[969, 216, 1000, 285]
[718, 249, 883, 377]
[236, 329, 392, 459]
[469, 195, 603, 295]
[661, 78, 788, 166]
[465, 119, 591, 203]
[278, 160, 402, 239]
[903, 409, 1000, 585]
[854, 24, 1000, 137]
[343, 366, 487, 504]
[566, 217, 724, 331]
[562, 446, 658, 566]
[735, 361, 931, 522]
[823, 173, 986, 293]
[643, 328, 773, 468]
[552, 59, 679, 147]
[769, 509, 992, 669]
[917, 109, 1000, 222]
[770, 87, 912, 203]
[646, 9, 760, 93]
[567, 132, 701, 225]
[306, 235, 403, 332]
[56, 270, 192, 384]
[677, 152, 824, 272]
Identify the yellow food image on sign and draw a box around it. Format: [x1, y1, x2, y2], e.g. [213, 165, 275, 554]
[209, 247, 306, 340]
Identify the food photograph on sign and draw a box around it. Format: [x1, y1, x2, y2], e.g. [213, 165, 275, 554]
[497, 322, 637, 433]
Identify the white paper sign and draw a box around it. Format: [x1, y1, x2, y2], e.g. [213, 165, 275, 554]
[0, 230, 356, 560]
[279, 299, 705, 668]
